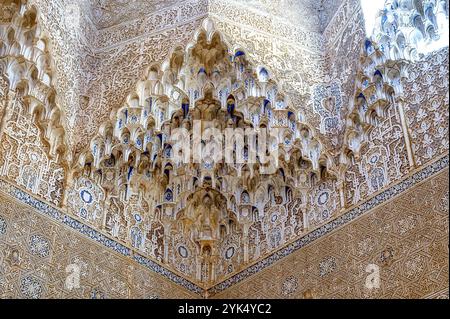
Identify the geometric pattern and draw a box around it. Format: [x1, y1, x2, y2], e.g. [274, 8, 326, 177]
[0, 193, 199, 299]
[20, 276, 44, 299]
[281, 276, 299, 296]
[29, 235, 51, 259]
[0, 216, 6, 235]
[319, 256, 337, 278]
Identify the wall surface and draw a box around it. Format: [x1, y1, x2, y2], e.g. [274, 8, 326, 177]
[0, 192, 198, 299]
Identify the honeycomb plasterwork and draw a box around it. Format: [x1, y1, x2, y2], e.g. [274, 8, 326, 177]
[66, 19, 340, 285]
[0, 97, 65, 206]
[2, 0, 333, 157]
[0, 2, 68, 158]
[72, 0, 332, 159]
[0, 0, 449, 298]
[72, 18, 206, 156]
[2, 0, 446, 161]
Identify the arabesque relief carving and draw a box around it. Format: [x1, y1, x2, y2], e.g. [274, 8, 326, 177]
[0, 0, 448, 295]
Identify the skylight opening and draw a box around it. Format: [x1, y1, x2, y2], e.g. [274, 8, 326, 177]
[360, 0, 449, 58]
[360, 0, 385, 36]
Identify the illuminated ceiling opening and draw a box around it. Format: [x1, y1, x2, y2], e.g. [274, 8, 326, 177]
[361, 0, 449, 58]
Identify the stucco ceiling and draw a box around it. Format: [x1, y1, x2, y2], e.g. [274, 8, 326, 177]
[88, 0, 343, 32]
[233, 0, 344, 33]
[89, 0, 182, 29]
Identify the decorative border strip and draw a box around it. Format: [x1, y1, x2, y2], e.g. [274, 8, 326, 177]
[207, 155, 450, 295]
[6, 187, 131, 257]
[0, 155, 448, 297]
[424, 288, 449, 299]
